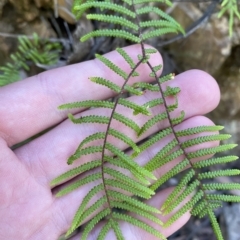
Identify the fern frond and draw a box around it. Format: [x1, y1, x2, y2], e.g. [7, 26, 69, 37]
[161, 169, 195, 211]
[143, 98, 164, 108]
[67, 184, 104, 236]
[124, 84, 144, 95]
[95, 54, 129, 80]
[159, 73, 175, 83]
[207, 194, 240, 202]
[164, 190, 203, 228]
[181, 134, 231, 149]
[162, 180, 200, 215]
[90, 77, 121, 93]
[105, 142, 156, 180]
[113, 112, 141, 133]
[104, 167, 154, 197]
[116, 48, 138, 75]
[193, 156, 239, 168]
[50, 160, 101, 186]
[150, 158, 189, 192]
[56, 172, 102, 197]
[208, 209, 224, 240]
[68, 113, 109, 125]
[138, 112, 167, 136]
[58, 100, 114, 110]
[68, 145, 103, 164]
[132, 127, 172, 157]
[133, 0, 172, 6]
[176, 125, 224, 137]
[76, 196, 108, 227]
[105, 179, 151, 199]
[142, 28, 178, 41]
[107, 190, 160, 213]
[136, 6, 183, 31]
[118, 98, 151, 116]
[111, 220, 124, 240]
[74, 2, 136, 18]
[113, 212, 167, 239]
[87, 14, 139, 31]
[149, 65, 162, 77]
[97, 221, 112, 240]
[144, 139, 179, 171]
[198, 169, 240, 179]
[81, 29, 141, 43]
[111, 200, 162, 225]
[132, 82, 159, 92]
[81, 208, 111, 240]
[203, 183, 240, 191]
[187, 144, 238, 159]
[171, 111, 185, 125]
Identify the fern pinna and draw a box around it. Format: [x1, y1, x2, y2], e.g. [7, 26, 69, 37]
[51, 0, 240, 239]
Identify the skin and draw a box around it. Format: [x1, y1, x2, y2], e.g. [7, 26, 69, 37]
[0, 44, 220, 240]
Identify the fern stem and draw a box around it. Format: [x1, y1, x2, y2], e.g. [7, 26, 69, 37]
[100, 58, 144, 218]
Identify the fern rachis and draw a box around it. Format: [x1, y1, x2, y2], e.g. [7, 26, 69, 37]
[51, 0, 240, 239]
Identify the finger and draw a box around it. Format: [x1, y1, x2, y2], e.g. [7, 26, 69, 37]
[14, 69, 220, 186]
[0, 44, 162, 146]
[51, 115, 218, 233]
[68, 188, 190, 240]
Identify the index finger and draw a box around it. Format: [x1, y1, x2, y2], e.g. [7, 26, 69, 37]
[0, 44, 162, 146]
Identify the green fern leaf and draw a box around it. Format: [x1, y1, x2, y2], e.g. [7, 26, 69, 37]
[164, 190, 203, 228]
[132, 82, 159, 92]
[163, 180, 200, 215]
[58, 100, 114, 110]
[105, 142, 156, 180]
[199, 169, 240, 179]
[132, 127, 172, 157]
[116, 48, 138, 72]
[107, 190, 161, 213]
[113, 112, 140, 134]
[193, 155, 239, 168]
[95, 54, 129, 80]
[144, 139, 179, 171]
[187, 144, 238, 159]
[110, 219, 124, 240]
[87, 14, 139, 31]
[181, 134, 231, 149]
[208, 209, 224, 240]
[171, 111, 185, 125]
[105, 179, 152, 199]
[207, 194, 240, 202]
[150, 158, 189, 192]
[74, 2, 136, 18]
[142, 98, 164, 109]
[81, 29, 141, 43]
[161, 169, 195, 211]
[67, 145, 103, 164]
[149, 64, 162, 77]
[176, 125, 224, 137]
[75, 196, 108, 228]
[159, 73, 175, 83]
[144, 48, 158, 54]
[90, 77, 121, 93]
[118, 98, 151, 115]
[67, 184, 104, 236]
[68, 113, 109, 125]
[142, 28, 178, 40]
[138, 112, 167, 136]
[103, 167, 154, 197]
[56, 172, 102, 197]
[112, 212, 167, 240]
[134, 0, 172, 6]
[203, 183, 240, 191]
[50, 160, 101, 186]
[164, 86, 181, 97]
[140, 19, 181, 29]
[111, 201, 163, 225]
[81, 208, 111, 240]
[124, 84, 144, 95]
[97, 221, 112, 240]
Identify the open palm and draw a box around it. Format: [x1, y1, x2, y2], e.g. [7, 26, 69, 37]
[0, 45, 220, 240]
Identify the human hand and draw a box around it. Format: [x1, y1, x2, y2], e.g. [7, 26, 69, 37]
[0, 45, 220, 240]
